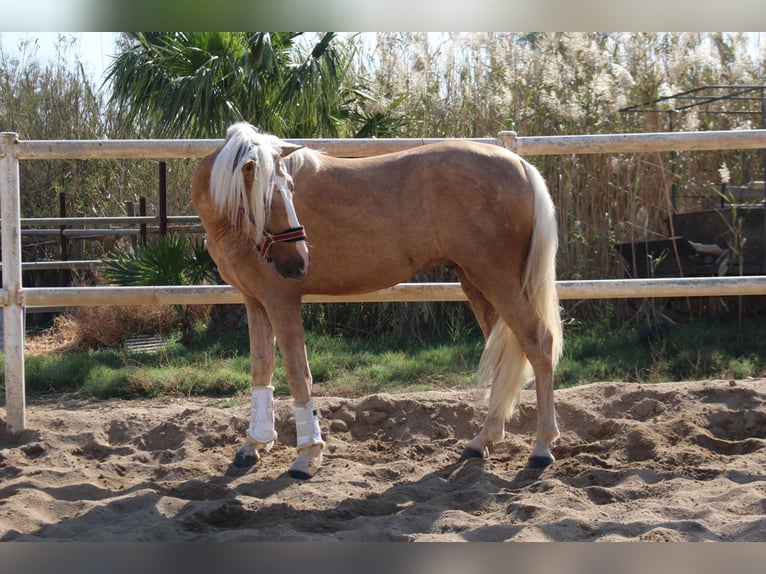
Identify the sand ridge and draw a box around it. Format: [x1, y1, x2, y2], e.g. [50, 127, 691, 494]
[1, 379, 765, 541]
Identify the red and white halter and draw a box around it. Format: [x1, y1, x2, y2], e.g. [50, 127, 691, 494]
[256, 226, 307, 262]
[236, 207, 307, 262]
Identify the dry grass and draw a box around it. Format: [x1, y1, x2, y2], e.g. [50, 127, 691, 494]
[25, 305, 209, 355]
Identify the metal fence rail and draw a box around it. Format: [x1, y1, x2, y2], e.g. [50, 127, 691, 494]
[3, 129, 766, 433]
[1, 276, 766, 308]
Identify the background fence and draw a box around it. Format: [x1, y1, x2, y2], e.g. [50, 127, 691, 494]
[3, 129, 766, 433]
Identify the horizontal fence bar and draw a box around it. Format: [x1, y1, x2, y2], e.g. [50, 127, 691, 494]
[8, 129, 766, 161]
[513, 129, 766, 155]
[10, 137, 506, 160]
[18, 216, 155, 226]
[5, 215, 200, 227]
[2, 276, 765, 308]
[10, 139, 222, 160]
[556, 276, 766, 299]
[2, 259, 100, 271]
[19, 226, 204, 238]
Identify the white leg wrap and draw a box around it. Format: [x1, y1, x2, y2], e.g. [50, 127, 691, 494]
[246, 386, 277, 447]
[293, 398, 325, 450]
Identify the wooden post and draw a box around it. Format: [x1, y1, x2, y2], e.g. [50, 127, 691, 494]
[760, 88, 766, 273]
[139, 196, 147, 246]
[159, 161, 167, 236]
[58, 192, 69, 286]
[74, 211, 85, 260]
[126, 201, 137, 252]
[1, 132, 26, 434]
[59, 192, 67, 261]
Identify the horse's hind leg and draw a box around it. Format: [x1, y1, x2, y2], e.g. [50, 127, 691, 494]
[233, 297, 278, 469]
[461, 319, 528, 459]
[455, 270, 506, 458]
[494, 291, 559, 468]
[459, 274, 559, 468]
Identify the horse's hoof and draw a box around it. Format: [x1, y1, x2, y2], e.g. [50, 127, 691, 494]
[232, 452, 259, 469]
[287, 469, 312, 480]
[526, 454, 554, 469]
[461, 446, 488, 459]
[288, 444, 322, 480]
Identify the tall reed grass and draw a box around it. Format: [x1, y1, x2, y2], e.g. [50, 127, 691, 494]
[349, 32, 766, 327]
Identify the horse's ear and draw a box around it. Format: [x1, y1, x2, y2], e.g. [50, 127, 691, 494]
[275, 144, 303, 177]
[280, 143, 304, 159]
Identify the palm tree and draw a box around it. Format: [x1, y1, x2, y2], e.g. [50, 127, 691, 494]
[105, 32, 402, 139]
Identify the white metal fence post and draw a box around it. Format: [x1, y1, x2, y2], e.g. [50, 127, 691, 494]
[1, 132, 26, 434]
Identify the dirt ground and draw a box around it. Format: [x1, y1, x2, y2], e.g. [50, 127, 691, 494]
[1, 378, 765, 541]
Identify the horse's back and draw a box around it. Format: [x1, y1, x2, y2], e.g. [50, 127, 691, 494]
[304, 140, 533, 211]
[333, 139, 525, 177]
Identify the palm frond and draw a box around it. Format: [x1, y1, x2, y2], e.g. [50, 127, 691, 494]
[102, 235, 216, 287]
[106, 31, 403, 139]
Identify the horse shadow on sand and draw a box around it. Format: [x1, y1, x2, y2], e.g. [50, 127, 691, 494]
[4, 443, 751, 542]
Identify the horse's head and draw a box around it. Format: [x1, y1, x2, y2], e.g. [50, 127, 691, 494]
[209, 123, 313, 281]
[241, 144, 310, 280]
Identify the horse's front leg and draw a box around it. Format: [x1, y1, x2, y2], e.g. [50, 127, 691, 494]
[269, 299, 325, 480]
[233, 297, 278, 469]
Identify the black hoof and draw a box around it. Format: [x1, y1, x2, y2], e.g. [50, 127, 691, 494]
[288, 469, 312, 480]
[460, 446, 485, 459]
[526, 455, 554, 469]
[232, 452, 258, 469]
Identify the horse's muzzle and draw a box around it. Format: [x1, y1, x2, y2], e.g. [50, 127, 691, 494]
[259, 226, 310, 280]
[274, 254, 309, 280]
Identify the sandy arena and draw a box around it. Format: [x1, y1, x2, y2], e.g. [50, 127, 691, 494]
[2, 379, 765, 541]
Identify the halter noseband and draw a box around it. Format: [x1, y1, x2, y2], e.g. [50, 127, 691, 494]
[256, 226, 307, 262]
[235, 198, 307, 263]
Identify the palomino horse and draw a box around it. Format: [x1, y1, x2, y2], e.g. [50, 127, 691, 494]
[192, 122, 563, 480]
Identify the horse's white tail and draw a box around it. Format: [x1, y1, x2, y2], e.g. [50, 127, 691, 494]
[521, 160, 562, 368]
[477, 160, 561, 427]
[476, 319, 530, 432]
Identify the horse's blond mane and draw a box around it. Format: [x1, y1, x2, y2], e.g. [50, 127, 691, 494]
[209, 122, 319, 242]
